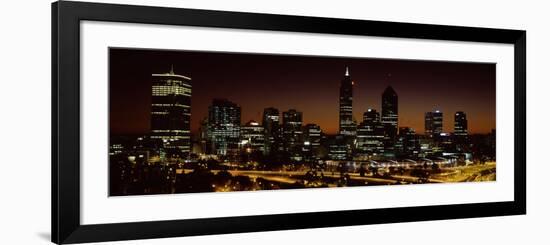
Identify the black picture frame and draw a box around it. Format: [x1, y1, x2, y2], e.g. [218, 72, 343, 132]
[52, 1, 526, 244]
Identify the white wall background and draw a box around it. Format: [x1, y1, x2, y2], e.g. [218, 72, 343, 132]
[0, 0, 547, 244]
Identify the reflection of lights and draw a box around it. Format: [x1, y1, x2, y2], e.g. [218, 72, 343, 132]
[304, 141, 311, 146]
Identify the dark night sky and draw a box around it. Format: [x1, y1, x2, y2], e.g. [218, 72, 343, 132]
[109, 48, 496, 136]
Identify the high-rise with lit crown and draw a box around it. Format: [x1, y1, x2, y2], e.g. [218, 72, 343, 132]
[454, 111, 468, 136]
[356, 108, 385, 156]
[339, 66, 356, 136]
[150, 66, 192, 158]
[425, 110, 443, 137]
[262, 107, 281, 154]
[453, 111, 468, 152]
[240, 120, 265, 154]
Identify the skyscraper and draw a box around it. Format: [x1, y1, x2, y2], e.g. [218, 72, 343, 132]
[339, 66, 356, 136]
[262, 107, 281, 155]
[396, 127, 420, 158]
[328, 135, 351, 160]
[425, 110, 443, 137]
[197, 117, 209, 154]
[303, 123, 322, 162]
[381, 86, 398, 140]
[240, 120, 265, 154]
[453, 111, 468, 153]
[282, 109, 303, 160]
[150, 66, 192, 158]
[454, 111, 468, 136]
[207, 99, 241, 156]
[356, 109, 385, 157]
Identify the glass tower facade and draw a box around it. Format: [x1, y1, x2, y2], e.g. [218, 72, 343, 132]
[207, 99, 241, 156]
[150, 67, 192, 158]
[425, 110, 444, 137]
[240, 120, 265, 153]
[262, 107, 281, 155]
[381, 86, 398, 140]
[356, 109, 385, 156]
[454, 111, 468, 136]
[339, 67, 356, 136]
[282, 109, 303, 159]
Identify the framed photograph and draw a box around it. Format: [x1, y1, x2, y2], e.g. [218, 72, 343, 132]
[52, 1, 526, 244]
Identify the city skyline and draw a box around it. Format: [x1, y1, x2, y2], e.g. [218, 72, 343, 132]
[109, 48, 497, 196]
[110, 48, 496, 136]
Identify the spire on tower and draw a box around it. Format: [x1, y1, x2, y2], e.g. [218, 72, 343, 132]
[345, 66, 350, 77]
[170, 64, 174, 74]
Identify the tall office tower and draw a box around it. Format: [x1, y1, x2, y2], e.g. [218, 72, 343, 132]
[240, 120, 265, 154]
[197, 117, 210, 155]
[453, 111, 468, 153]
[282, 109, 303, 159]
[302, 123, 322, 162]
[396, 127, 420, 158]
[381, 86, 398, 140]
[339, 66, 356, 136]
[356, 109, 385, 157]
[150, 66, 192, 159]
[454, 111, 468, 136]
[262, 107, 281, 155]
[425, 110, 444, 137]
[207, 99, 241, 156]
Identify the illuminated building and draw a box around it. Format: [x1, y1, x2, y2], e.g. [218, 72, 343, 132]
[452, 111, 469, 152]
[262, 107, 281, 154]
[381, 86, 398, 157]
[328, 135, 351, 160]
[197, 117, 210, 154]
[356, 109, 385, 157]
[425, 110, 443, 137]
[339, 66, 356, 136]
[302, 123, 322, 161]
[396, 127, 420, 158]
[240, 120, 265, 153]
[454, 111, 468, 136]
[109, 143, 124, 156]
[282, 109, 303, 160]
[150, 66, 192, 159]
[418, 136, 435, 157]
[381, 86, 398, 140]
[363, 108, 380, 123]
[436, 132, 454, 153]
[207, 99, 241, 157]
